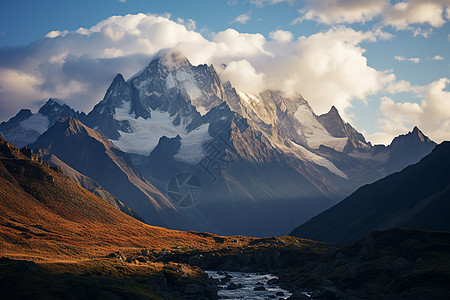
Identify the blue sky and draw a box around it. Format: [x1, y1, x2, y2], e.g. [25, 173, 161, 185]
[0, 0, 449, 144]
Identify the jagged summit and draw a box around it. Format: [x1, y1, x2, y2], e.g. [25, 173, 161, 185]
[390, 126, 434, 147]
[38, 98, 86, 124]
[113, 73, 125, 82]
[315, 105, 369, 152]
[85, 53, 228, 156]
[411, 126, 432, 143]
[6, 109, 33, 124]
[0, 99, 85, 148]
[383, 126, 436, 174]
[328, 105, 339, 115]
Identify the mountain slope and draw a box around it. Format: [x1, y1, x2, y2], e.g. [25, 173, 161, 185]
[30, 117, 187, 229]
[44, 153, 144, 221]
[290, 141, 450, 244]
[0, 133, 232, 259]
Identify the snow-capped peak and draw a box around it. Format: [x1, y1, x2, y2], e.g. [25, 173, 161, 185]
[128, 52, 225, 117]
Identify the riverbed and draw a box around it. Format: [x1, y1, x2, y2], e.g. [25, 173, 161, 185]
[206, 270, 294, 299]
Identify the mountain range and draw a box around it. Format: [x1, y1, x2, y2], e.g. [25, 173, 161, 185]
[0, 51, 437, 236]
[291, 140, 450, 244]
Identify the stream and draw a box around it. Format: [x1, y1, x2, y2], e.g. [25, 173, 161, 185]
[206, 271, 294, 299]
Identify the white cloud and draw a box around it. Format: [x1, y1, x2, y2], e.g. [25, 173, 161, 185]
[385, 78, 426, 94]
[295, 0, 450, 36]
[119, 0, 126, 2]
[0, 13, 399, 125]
[219, 60, 266, 94]
[45, 30, 69, 38]
[269, 27, 390, 117]
[430, 55, 444, 60]
[385, 0, 449, 29]
[176, 18, 197, 31]
[369, 78, 450, 144]
[294, 0, 387, 24]
[250, 0, 294, 7]
[212, 29, 270, 58]
[232, 11, 251, 24]
[0, 13, 213, 120]
[269, 30, 293, 42]
[394, 55, 420, 63]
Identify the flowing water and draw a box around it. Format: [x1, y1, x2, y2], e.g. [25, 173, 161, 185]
[206, 270, 293, 299]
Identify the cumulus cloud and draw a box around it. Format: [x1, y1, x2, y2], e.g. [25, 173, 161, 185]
[384, 0, 449, 30]
[369, 78, 450, 144]
[394, 55, 420, 63]
[293, 0, 387, 24]
[212, 29, 270, 58]
[257, 27, 393, 117]
[385, 78, 426, 94]
[232, 11, 252, 24]
[269, 30, 294, 42]
[429, 55, 444, 60]
[0, 13, 394, 124]
[220, 60, 266, 93]
[0, 13, 212, 120]
[295, 0, 450, 36]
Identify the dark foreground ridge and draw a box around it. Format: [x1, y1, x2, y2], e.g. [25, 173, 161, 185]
[1, 228, 450, 299]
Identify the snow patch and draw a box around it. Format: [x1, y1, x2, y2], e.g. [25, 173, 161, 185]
[175, 71, 202, 100]
[294, 104, 348, 151]
[238, 92, 260, 104]
[349, 149, 389, 163]
[111, 102, 211, 161]
[174, 123, 212, 164]
[166, 73, 175, 89]
[196, 106, 208, 116]
[19, 113, 49, 134]
[238, 92, 250, 103]
[175, 71, 189, 81]
[291, 141, 348, 179]
[247, 93, 260, 103]
[294, 104, 327, 136]
[305, 134, 348, 152]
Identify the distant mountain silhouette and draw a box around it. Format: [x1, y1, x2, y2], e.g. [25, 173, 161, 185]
[291, 141, 450, 244]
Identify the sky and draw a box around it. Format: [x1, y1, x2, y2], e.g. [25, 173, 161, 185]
[0, 0, 449, 145]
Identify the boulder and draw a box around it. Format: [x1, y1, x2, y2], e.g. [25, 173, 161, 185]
[226, 283, 244, 290]
[288, 291, 310, 299]
[267, 277, 280, 285]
